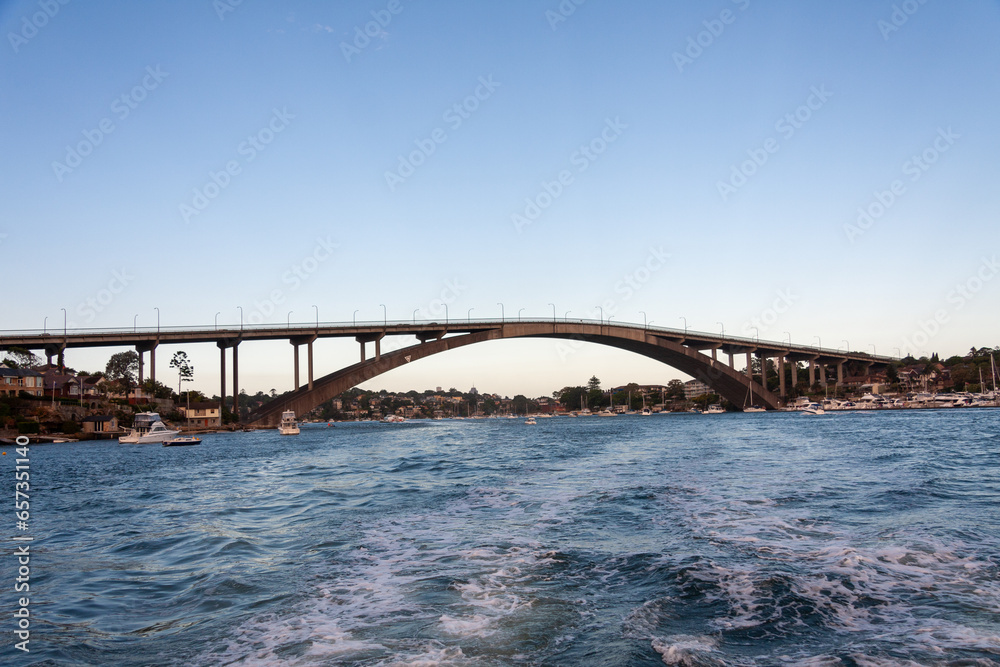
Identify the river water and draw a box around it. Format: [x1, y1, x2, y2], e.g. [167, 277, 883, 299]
[4, 409, 999, 666]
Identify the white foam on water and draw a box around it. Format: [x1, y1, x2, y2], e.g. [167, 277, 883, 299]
[661, 485, 1000, 660]
[650, 635, 722, 666]
[202, 482, 579, 665]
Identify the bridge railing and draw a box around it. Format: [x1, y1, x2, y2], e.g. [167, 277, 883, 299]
[0, 318, 896, 361]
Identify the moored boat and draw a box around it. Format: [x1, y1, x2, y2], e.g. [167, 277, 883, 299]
[163, 436, 201, 446]
[278, 410, 300, 435]
[119, 412, 180, 444]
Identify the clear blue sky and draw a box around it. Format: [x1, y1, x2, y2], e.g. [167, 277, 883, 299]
[2, 0, 999, 397]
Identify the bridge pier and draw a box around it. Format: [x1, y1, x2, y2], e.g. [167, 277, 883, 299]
[291, 335, 317, 391]
[837, 361, 844, 387]
[728, 352, 734, 368]
[760, 353, 768, 392]
[218, 343, 226, 417]
[778, 356, 786, 397]
[136, 342, 157, 386]
[820, 364, 827, 387]
[808, 359, 816, 387]
[745, 351, 752, 379]
[218, 339, 240, 422]
[356, 333, 384, 363]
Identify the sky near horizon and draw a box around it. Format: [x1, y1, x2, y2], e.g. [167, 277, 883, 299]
[2, 0, 999, 398]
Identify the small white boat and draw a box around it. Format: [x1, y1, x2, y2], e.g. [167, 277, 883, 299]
[278, 410, 300, 435]
[706, 404, 725, 414]
[641, 407, 652, 416]
[743, 406, 766, 413]
[688, 408, 703, 414]
[163, 436, 201, 447]
[802, 403, 825, 415]
[383, 414, 406, 423]
[525, 417, 537, 425]
[119, 412, 180, 444]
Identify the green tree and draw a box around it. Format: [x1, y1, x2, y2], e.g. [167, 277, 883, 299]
[2, 347, 40, 369]
[169, 351, 194, 397]
[587, 375, 601, 391]
[105, 351, 139, 391]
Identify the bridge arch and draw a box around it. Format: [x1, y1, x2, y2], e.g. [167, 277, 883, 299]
[247, 322, 781, 426]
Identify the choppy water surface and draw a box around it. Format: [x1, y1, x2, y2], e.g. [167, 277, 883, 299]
[5, 410, 1000, 666]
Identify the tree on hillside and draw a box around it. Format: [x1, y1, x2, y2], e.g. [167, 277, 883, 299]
[587, 376, 601, 391]
[105, 351, 139, 391]
[2, 347, 40, 369]
[169, 351, 194, 398]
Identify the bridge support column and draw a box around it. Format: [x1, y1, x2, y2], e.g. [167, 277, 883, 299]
[219, 344, 226, 418]
[138, 351, 144, 385]
[375, 338, 381, 361]
[820, 364, 827, 387]
[360, 341, 365, 362]
[232, 344, 239, 423]
[746, 352, 752, 379]
[293, 344, 300, 390]
[837, 361, 844, 386]
[760, 354, 767, 390]
[808, 360, 816, 387]
[778, 357, 786, 397]
[307, 340, 314, 391]
[150, 347, 156, 384]
[728, 352, 734, 368]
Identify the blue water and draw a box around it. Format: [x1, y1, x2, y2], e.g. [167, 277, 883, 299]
[4, 410, 1000, 666]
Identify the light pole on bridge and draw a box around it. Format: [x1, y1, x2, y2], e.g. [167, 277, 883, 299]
[564, 310, 571, 321]
[468, 308, 474, 322]
[784, 331, 791, 345]
[237, 306, 244, 331]
[596, 305, 603, 325]
[814, 335, 821, 350]
[215, 312, 221, 330]
[640, 311, 647, 329]
[549, 303, 556, 322]
[444, 303, 448, 325]
[287, 311, 293, 328]
[43, 317, 47, 335]
[518, 308, 525, 321]
[870, 344, 877, 356]
[716, 321, 724, 337]
[751, 326, 759, 343]
[134, 314, 138, 333]
[497, 303, 504, 322]
[842, 339, 850, 353]
[679, 316, 687, 335]
[380, 304, 387, 328]
[154, 307, 160, 334]
[353, 309, 359, 326]
[413, 309, 419, 324]
[61, 308, 66, 337]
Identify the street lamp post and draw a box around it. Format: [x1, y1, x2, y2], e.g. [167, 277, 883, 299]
[61, 308, 66, 336]
[679, 316, 687, 335]
[518, 308, 525, 321]
[869, 344, 877, 356]
[287, 311, 293, 328]
[237, 306, 244, 331]
[497, 303, 504, 322]
[751, 326, 759, 343]
[43, 317, 47, 335]
[215, 312, 221, 330]
[468, 307, 474, 322]
[444, 303, 448, 325]
[313, 305, 319, 329]
[814, 335, 821, 350]
[564, 310, 571, 321]
[596, 305, 603, 325]
[640, 311, 647, 329]
[380, 304, 387, 328]
[549, 303, 556, 322]
[154, 307, 160, 334]
[353, 309, 359, 326]
[717, 321, 724, 337]
[842, 339, 850, 352]
[784, 331, 791, 345]
[413, 309, 419, 324]
[134, 314, 138, 333]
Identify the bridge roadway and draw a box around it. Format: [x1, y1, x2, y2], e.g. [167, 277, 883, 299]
[0, 319, 896, 425]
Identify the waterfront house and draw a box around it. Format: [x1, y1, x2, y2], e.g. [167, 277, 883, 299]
[81, 414, 119, 434]
[179, 401, 222, 428]
[0, 365, 44, 397]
